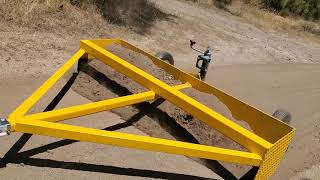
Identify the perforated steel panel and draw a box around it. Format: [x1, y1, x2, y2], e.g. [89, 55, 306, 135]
[255, 129, 295, 179]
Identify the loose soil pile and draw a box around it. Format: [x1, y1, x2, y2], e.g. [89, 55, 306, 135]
[71, 44, 250, 177]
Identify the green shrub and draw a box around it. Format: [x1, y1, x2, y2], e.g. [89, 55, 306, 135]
[264, 0, 320, 20]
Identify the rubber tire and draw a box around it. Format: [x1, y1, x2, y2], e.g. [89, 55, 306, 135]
[155, 51, 174, 65]
[272, 109, 291, 124]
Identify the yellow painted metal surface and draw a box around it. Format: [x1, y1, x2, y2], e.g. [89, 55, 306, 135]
[5, 39, 295, 179]
[80, 40, 273, 155]
[255, 129, 295, 179]
[8, 49, 86, 125]
[23, 91, 156, 122]
[14, 119, 262, 166]
[22, 83, 191, 123]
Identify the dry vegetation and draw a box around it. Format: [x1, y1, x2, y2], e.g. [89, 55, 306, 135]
[0, 0, 105, 33]
[227, 2, 320, 36]
[0, 0, 318, 37]
[0, 0, 172, 34]
[186, 0, 320, 36]
[190, 0, 320, 21]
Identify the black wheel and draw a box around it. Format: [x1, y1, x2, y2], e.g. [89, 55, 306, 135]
[155, 51, 174, 65]
[272, 109, 291, 124]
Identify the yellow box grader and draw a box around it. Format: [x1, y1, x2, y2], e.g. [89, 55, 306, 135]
[0, 39, 295, 179]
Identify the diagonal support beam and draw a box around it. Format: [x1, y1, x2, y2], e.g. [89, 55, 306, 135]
[22, 91, 155, 122]
[21, 83, 191, 123]
[14, 119, 262, 166]
[80, 40, 272, 155]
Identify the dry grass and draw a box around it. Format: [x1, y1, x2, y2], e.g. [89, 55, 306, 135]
[2, 0, 318, 37]
[0, 0, 105, 32]
[183, 0, 320, 37]
[0, 0, 173, 35]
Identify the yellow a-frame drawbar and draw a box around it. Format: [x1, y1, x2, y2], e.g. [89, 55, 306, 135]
[2, 39, 295, 179]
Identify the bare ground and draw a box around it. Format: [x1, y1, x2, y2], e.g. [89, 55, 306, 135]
[0, 75, 221, 180]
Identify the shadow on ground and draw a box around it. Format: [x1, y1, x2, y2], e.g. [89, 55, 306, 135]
[0, 70, 215, 180]
[71, 0, 176, 34]
[0, 60, 256, 179]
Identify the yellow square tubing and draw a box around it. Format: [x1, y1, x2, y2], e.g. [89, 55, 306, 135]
[80, 40, 272, 156]
[4, 39, 295, 179]
[9, 49, 86, 120]
[22, 83, 192, 123]
[14, 119, 262, 166]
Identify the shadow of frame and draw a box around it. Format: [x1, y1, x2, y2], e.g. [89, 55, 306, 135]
[0, 60, 257, 179]
[0, 69, 218, 180]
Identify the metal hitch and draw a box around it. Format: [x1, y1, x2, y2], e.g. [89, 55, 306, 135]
[0, 118, 10, 136]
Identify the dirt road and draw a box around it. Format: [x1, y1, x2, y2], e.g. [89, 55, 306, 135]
[207, 63, 320, 179]
[0, 75, 222, 180]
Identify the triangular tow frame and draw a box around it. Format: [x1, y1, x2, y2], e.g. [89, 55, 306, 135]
[6, 39, 295, 179]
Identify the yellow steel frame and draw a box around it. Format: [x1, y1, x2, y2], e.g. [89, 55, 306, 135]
[5, 39, 295, 179]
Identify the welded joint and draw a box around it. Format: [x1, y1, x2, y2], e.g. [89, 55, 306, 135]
[0, 118, 11, 136]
